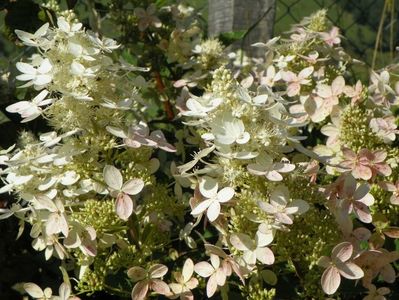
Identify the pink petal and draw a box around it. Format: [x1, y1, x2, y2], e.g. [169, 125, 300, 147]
[131, 281, 149, 300]
[332, 242, 353, 262]
[256, 246, 275, 265]
[149, 264, 168, 278]
[194, 262, 214, 278]
[373, 163, 392, 177]
[215, 268, 226, 286]
[352, 165, 372, 180]
[206, 273, 218, 297]
[115, 193, 133, 221]
[151, 279, 170, 295]
[353, 202, 372, 223]
[337, 262, 364, 280]
[321, 266, 341, 295]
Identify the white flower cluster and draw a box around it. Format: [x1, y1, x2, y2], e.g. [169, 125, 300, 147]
[0, 16, 165, 277]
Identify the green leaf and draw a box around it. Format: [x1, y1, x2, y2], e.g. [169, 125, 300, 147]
[261, 269, 278, 286]
[0, 111, 10, 125]
[218, 30, 246, 46]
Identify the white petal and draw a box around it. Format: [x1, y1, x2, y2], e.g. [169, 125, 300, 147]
[207, 201, 221, 222]
[182, 258, 194, 283]
[191, 199, 213, 216]
[70, 61, 85, 75]
[16, 62, 36, 75]
[194, 262, 214, 278]
[103, 165, 123, 190]
[57, 17, 70, 32]
[217, 187, 234, 203]
[23, 283, 44, 298]
[37, 58, 52, 73]
[122, 178, 144, 195]
[34, 74, 52, 85]
[230, 233, 254, 251]
[199, 176, 218, 198]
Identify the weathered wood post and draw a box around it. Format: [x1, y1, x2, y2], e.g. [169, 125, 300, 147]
[208, 0, 276, 57]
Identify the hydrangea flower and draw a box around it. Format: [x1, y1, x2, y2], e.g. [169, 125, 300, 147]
[128, 264, 170, 300]
[191, 176, 234, 222]
[194, 254, 229, 297]
[210, 112, 250, 145]
[168, 258, 198, 300]
[320, 26, 341, 46]
[103, 165, 145, 220]
[16, 58, 52, 88]
[247, 153, 295, 181]
[258, 185, 309, 225]
[338, 175, 375, 223]
[6, 90, 53, 123]
[230, 232, 275, 266]
[134, 4, 162, 31]
[339, 148, 391, 180]
[379, 180, 399, 205]
[369, 116, 398, 143]
[318, 242, 364, 295]
[282, 66, 313, 97]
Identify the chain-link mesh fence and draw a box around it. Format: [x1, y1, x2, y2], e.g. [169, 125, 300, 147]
[274, 0, 399, 69]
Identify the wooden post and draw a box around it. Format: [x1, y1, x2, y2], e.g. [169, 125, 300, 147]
[208, 0, 276, 58]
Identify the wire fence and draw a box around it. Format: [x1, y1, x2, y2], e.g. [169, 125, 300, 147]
[274, 0, 399, 68]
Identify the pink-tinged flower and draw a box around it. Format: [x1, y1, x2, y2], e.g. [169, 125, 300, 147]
[128, 264, 171, 300]
[103, 165, 144, 220]
[318, 242, 364, 295]
[290, 27, 308, 42]
[320, 26, 341, 46]
[229, 232, 275, 266]
[204, 244, 246, 284]
[339, 175, 375, 223]
[190, 176, 234, 222]
[339, 148, 391, 180]
[134, 4, 162, 31]
[320, 117, 341, 151]
[343, 80, 363, 105]
[369, 70, 394, 96]
[64, 226, 97, 257]
[363, 284, 390, 300]
[130, 123, 175, 152]
[282, 66, 313, 97]
[260, 65, 282, 87]
[369, 70, 396, 107]
[370, 116, 399, 143]
[316, 75, 345, 112]
[257, 185, 309, 225]
[169, 258, 198, 300]
[379, 180, 399, 205]
[194, 254, 229, 298]
[35, 196, 69, 237]
[247, 154, 295, 181]
[354, 250, 399, 287]
[298, 51, 329, 64]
